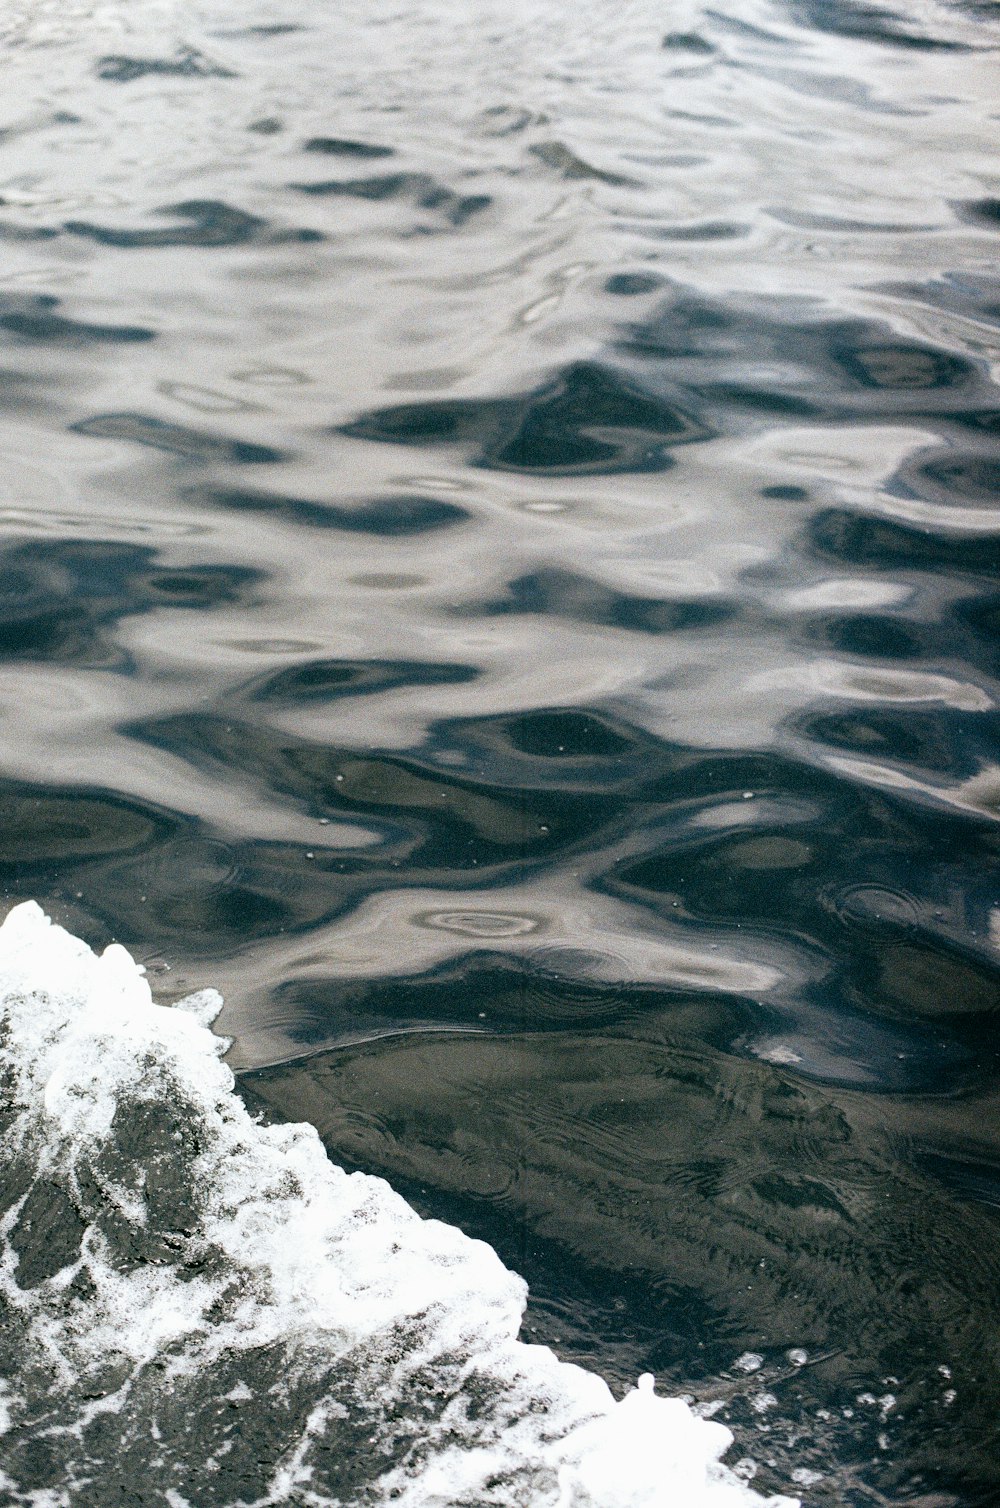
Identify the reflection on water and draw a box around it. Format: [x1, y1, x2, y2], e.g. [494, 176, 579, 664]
[0, 0, 998, 1499]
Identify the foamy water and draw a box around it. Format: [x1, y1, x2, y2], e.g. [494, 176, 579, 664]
[0, 902, 798, 1506]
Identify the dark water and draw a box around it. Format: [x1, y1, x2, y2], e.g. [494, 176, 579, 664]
[0, 0, 998, 1500]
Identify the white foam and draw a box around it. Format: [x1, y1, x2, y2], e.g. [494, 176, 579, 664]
[0, 902, 798, 1506]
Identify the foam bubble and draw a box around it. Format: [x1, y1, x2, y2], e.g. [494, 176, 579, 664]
[0, 902, 798, 1506]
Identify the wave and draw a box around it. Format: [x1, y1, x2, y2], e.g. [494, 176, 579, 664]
[0, 903, 796, 1507]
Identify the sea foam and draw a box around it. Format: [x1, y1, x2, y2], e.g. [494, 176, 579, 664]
[0, 902, 797, 1506]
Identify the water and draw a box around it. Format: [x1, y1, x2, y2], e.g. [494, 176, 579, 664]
[0, 0, 997, 1500]
[0, 902, 777, 1508]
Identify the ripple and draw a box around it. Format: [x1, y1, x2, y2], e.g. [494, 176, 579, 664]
[156, 382, 260, 415]
[139, 837, 237, 898]
[0, 785, 166, 866]
[742, 1009, 969, 1091]
[246, 1017, 1000, 1495]
[828, 882, 922, 931]
[71, 414, 288, 465]
[754, 660, 992, 711]
[248, 882, 786, 1004]
[768, 208, 938, 232]
[220, 637, 323, 654]
[418, 909, 541, 938]
[347, 572, 427, 589]
[722, 836, 813, 871]
[822, 751, 1000, 818]
[1, 2, 999, 1497]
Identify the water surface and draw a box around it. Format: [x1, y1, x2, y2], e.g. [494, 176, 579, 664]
[0, 0, 998, 1501]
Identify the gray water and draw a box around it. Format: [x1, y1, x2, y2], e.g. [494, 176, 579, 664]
[0, 0, 998, 1502]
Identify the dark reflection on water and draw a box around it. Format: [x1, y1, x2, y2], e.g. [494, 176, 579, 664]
[96, 47, 238, 82]
[341, 287, 1000, 476]
[303, 136, 396, 159]
[292, 171, 492, 230]
[186, 485, 471, 534]
[459, 567, 737, 630]
[251, 657, 480, 703]
[809, 506, 1000, 575]
[0, 294, 155, 346]
[786, 0, 971, 50]
[66, 198, 325, 248]
[0, 540, 263, 667]
[339, 359, 711, 473]
[1, 0, 999, 1500]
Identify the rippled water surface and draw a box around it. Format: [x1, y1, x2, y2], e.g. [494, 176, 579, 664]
[1, 0, 999, 1500]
